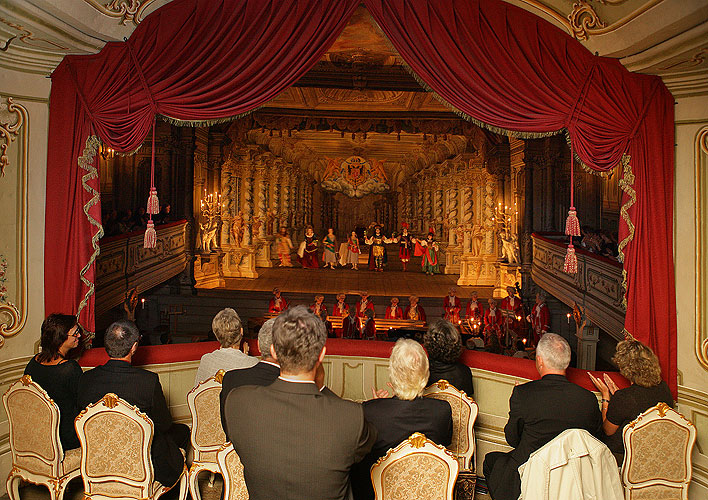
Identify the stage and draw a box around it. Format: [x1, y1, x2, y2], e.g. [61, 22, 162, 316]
[222, 266, 495, 300]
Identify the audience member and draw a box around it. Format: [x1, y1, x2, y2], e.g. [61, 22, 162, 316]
[77, 321, 190, 487]
[512, 339, 529, 358]
[24, 314, 83, 451]
[352, 339, 452, 500]
[483, 333, 601, 500]
[154, 203, 172, 224]
[589, 339, 673, 464]
[195, 308, 257, 384]
[424, 319, 474, 396]
[223, 306, 376, 500]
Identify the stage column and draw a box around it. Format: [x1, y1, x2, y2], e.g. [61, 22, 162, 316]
[423, 180, 433, 234]
[445, 183, 460, 274]
[243, 164, 254, 247]
[220, 159, 234, 248]
[416, 179, 424, 234]
[434, 184, 443, 238]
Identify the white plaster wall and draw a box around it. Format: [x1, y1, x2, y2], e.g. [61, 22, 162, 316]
[0, 67, 51, 496]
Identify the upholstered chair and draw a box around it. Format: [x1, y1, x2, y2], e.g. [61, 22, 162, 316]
[74, 393, 188, 500]
[621, 402, 696, 500]
[422, 379, 478, 471]
[216, 443, 249, 500]
[371, 432, 459, 500]
[3, 375, 81, 500]
[187, 370, 228, 500]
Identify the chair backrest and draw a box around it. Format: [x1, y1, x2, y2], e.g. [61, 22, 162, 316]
[2, 375, 64, 477]
[422, 379, 478, 470]
[216, 443, 249, 500]
[621, 402, 696, 500]
[187, 370, 227, 462]
[371, 432, 459, 500]
[75, 393, 155, 498]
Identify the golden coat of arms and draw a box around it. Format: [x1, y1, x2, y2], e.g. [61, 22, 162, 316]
[321, 155, 389, 198]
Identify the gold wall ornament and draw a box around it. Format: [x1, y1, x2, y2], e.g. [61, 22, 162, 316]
[0, 97, 28, 347]
[82, 0, 157, 26]
[568, 1, 606, 41]
[0, 97, 25, 177]
[694, 126, 708, 373]
[408, 432, 427, 449]
[102, 393, 120, 408]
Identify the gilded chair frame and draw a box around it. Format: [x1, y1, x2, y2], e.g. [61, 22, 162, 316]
[422, 379, 478, 471]
[74, 393, 187, 500]
[371, 432, 459, 500]
[216, 443, 249, 500]
[3, 375, 81, 500]
[621, 402, 696, 500]
[186, 370, 228, 500]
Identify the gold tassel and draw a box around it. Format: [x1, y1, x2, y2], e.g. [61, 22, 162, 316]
[144, 220, 157, 249]
[147, 187, 160, 214]
[563, 244, 578, 274]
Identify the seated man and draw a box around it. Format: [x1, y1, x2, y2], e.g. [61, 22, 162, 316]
[385, 297, 403, 319]
[342, 307, 361, 339]
[223, 306, 376, 500]
[352, 339, 452, 500]
[77, 321, 190, 487]
[404, 295, 426, 322]
[268, 287, 288, 314]
[483, 333, 601, 500]
[195, 308, 257, 384]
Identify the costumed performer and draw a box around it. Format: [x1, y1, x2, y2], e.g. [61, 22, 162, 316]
[404, 295, 426, 322]
[322, 228, 337, 270]
[443, 287, 462, 323]
[385, 297, 404, 319]
[297, 225, 319, 269]
[501, 286, 525, 341]
[365, 225, 392, 272]
[276, 227, 294, 267]
[362, 309, 376, 340]
[346, 231, 361, 270]
[526, 292, 550, 346]
[268, 287, 288, 314]
[414, 231, 440, 275]
[394, 223, 414, 272]
[484, 298, 503, 338]
[342, 307, 361, 339]
[331, 293, 349, 338]
[356, 292, 375, 319]
[309, 294, 327, 318]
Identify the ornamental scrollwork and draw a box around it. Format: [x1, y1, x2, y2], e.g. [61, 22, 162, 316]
[0, 97, 25, 177]
[568, 1, 606, 41]
[82, 0, 157, 26]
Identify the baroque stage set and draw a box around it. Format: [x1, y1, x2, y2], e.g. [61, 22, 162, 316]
[45, 0, 676, 394]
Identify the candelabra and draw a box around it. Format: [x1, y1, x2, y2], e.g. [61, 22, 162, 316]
[198, 190, 223, 253]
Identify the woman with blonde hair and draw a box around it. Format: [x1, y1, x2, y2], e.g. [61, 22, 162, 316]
[351, 339, 452, 500]
[589, 339, 673, 463]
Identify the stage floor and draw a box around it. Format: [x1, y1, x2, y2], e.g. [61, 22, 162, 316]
[223, 266, 495, 299]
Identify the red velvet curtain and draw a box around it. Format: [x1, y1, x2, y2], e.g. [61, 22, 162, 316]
[46, 0, 676, 394]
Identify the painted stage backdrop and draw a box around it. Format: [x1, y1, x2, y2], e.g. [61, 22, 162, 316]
[322, 155, 390, 198]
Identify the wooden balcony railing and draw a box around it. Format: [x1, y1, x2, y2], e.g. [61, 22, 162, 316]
[531, 232, 625, 339]
[95, 220, 189, 316]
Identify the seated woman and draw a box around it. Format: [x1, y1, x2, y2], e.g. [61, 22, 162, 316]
[424, 319, 474, 396]
[24, 314, 83, 451]
[351, 339, 452, 500]
[589, 339, 673, 464]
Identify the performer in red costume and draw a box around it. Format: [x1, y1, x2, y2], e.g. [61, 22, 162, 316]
[331, 293, 349, 317]
[404, 295, 426, 322]
[443, 287, 462, 323]
[385, 297, 404, 319]
[395, 224, 414, 272]
[526, 292, 550, 346]
[362, 309, 376, 340]
[356, 292, 375, 319]
[268, 287, 288, 314]
[501, 286, 525, 341]
[465, 291, 484, 320]
[484, 298, 503, 336]
[297, 225, 319, 269]
[309, 294, 327, 318]
[342, 307, 361, 339]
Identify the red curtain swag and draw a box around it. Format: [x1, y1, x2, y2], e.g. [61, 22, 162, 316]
[46, 0, 676, 395]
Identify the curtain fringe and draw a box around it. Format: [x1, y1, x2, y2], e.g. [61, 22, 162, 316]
[617, 153, 635, 312]
[159, 107, 260, 127]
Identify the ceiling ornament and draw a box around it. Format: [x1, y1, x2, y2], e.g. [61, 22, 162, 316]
[82, 0, 156, 26]
[322, 155, 390, 198]
[659, 48, 708, 71]
[567, 1, 606, 41]
[0, 17, 69, 51]
[316, 88, 406, 104]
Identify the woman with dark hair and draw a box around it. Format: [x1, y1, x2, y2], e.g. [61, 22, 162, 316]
[23, 313, 83, 450]
[589, 339, 673, 464]
[423, 319, 474, 396]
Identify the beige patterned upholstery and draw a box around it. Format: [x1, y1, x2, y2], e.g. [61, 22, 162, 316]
[216, 443, 249, 500]
[423, 379, 478, 471]
[187, 370, 228, 500]
[621, 402, 696, 500]
[3, 375, 81, 500]
[74, 393, 187, 500]
[371, 432, 459, 500]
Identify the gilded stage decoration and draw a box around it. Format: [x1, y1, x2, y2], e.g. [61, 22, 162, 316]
[0, 97, 29, 347]
[322, 156, 390, 198]
[82, 0, 157, 26]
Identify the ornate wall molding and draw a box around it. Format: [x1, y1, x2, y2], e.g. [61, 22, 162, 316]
[0, 97, 29, 347]
[0, 97, 25, 177]
[694, 126, 708, 372]
[0, 17, 69, 51]
[82, 0, 157, 26]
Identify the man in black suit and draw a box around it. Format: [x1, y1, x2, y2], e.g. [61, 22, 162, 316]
[223, 305, 377, 500]
[352, 338, 452, 500]
[483, 333, 602, 500]
[77, 321, 190, 487]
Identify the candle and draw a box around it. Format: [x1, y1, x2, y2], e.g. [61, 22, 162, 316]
[566, 313, 571, 324]
[141, 298, 146, 309]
